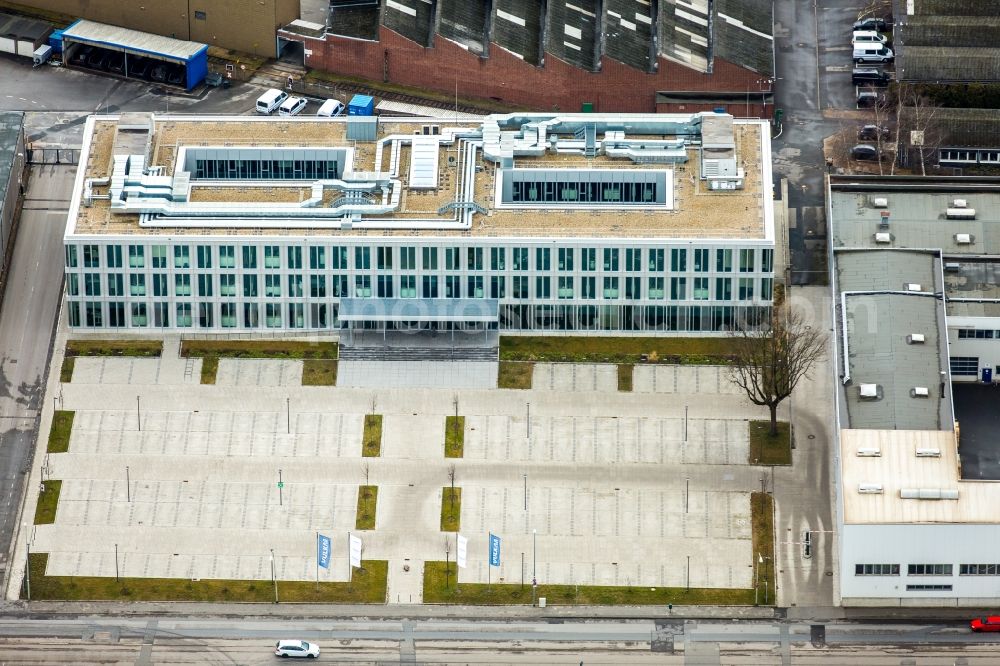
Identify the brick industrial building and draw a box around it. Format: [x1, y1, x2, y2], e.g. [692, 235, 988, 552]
[279, 0, 775, 116]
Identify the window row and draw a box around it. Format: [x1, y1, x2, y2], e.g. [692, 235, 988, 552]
[950, 356, 979, 376]
[66, 244, 774, 275]
[69, 302, 771, 333]
[854, 563, 957, 576]
[68, 273, 772, 303]
[957, 329, 1000, 339]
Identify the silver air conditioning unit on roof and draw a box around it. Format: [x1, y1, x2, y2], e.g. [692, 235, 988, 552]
[874, 232, 892, 244]
[857, 448, 881, 457]
[873, 197, 888, 207]
[955, 233, 973, 244]
[858, 484, 883, 494]
[859, 383, 880, 399]
[916, 448, 942, 457]
[904, 283, 922, 292]
[953, 198, 967, 208]
[947, 207, 976, 219]
[911, 386, 930, 397]
[906, 333, 925, 344]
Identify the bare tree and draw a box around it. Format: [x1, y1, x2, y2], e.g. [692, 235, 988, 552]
[896, 83, 943, 176]
[729, 306, 828, 436]
[447, 464, 456, 511]
[362, 462, 370, 486]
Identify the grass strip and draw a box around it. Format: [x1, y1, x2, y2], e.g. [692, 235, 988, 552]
[752, 491, 776, 605]
[749, 421, 792, 465]
[356, 485, 378, 530]
[200, 356, 219, 385]
[66, 339, 162, 357]
[444, 416, 465, 458]
[25, 553, 387, 603]
[498, 361, 533, 389]
[362, 415, 382, 457]
[617, 364, 634, 391]
[302, 359, 338, 386]
[181, 340, 338, 360]
[440, 487, 461, 532]
[423, 561, 753, 605]
[34, 480, 61, 525]
[47, 411, 74, 454]
[500, 336, 736, 365]
[59, 357, 75, 383]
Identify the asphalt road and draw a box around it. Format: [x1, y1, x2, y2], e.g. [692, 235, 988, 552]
[0, 615, 997, 664]
[0, 164, 73, 595]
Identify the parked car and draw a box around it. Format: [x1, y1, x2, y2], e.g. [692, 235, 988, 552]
[127, 57, 151, 80]
[850, 144, 879, 161]
[274, 639, 320, 658]
[69, 45, 92, 67]
[278, 96, 308, 117]
[150, 63, 169, 83]
[854, 45, 894, 64]
[970, 617, 1000, 632]
[856, 90, 882, 108]
[853, 16, 889, 32]
[204, 71, 230, 88]
[166, 65, 184, 86]
[852, 67, 890, 87]
[86, 48, 110, 70]
[107, 53, 126, 75]
[858, 125, 890, 141]
[852, 30, 888, 46]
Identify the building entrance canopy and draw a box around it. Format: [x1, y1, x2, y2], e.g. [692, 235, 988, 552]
[338, 298, 499, 323]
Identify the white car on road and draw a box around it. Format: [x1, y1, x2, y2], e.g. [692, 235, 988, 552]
[274, 639, 320, 658]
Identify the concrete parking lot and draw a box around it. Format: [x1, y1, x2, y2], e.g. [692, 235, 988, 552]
[14, 331, 775, 603]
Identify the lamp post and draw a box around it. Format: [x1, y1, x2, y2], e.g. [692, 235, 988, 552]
[23, 522, 30, 600]
[270, 549, 279, 603]
[523, 474, 527, 511]
[531, 528, 537, 606]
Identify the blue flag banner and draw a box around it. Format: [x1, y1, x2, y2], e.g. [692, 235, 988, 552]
[489, 533, 501, 567]
[317, 533, 332, 569]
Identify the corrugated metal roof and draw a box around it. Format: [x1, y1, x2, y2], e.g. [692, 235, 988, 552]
[545, 0, 600, 71]
[0, 111, 24, 226]
[603, 0, 655, 72]
[836, 429, 1000, 525]
[375, 100, 483, 119]
[438, 0, 489, 56]
[0, 11, 52, 41]
[714, 0, 774, 77]
[408, 136, 440, 188]
[837, 250, 948, 432]
[900, 107, 1000, 148]
[382, 0, 434, 47]
[61, 19, 206, 60]
[658, 0, 710, 73]
[492, 0, 542, 65]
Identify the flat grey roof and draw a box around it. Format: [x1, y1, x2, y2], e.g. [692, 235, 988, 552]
[62, 19, 206, 60]
[836, 250, 951, 431]
[0, 10, 52, 42]
[339, 298, 499, 322]
[830, 185, 1000, 255]
[943, 260, 1000, 301]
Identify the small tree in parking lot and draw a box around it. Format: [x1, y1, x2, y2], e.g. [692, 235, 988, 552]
[729, 306, 827, 436]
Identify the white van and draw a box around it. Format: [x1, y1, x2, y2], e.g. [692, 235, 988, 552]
[853, 44, 894, 64]
[256, 88, 288, 114]
[316, 98, 345, 117]
[852, 30, 888, 45]
[278, 96, 307, 117]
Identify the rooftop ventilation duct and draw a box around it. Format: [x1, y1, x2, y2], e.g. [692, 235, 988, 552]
[857, 448, 881, 457]
[858, 484, 884, 494]
[915, 448, 942, 457]
[900, 488, 959, 500]
[947, 208, 976, 219]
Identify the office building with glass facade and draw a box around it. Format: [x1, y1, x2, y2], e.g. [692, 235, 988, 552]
[63, 111, 775, 335]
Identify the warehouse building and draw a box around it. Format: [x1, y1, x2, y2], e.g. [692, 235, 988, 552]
[830, 175, 1000, 606]
[278, 0, 775, 115]
[62, 111, 775, 343]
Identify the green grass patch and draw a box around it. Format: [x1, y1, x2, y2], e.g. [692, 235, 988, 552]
[498, 361, 533, 389]
[181, 340, 338, 360]
[423, 561, 753, 605]
[445, 416, 465, 458]
[66, 339, 162, 358]
[200, 357, 219, 385]
[59, 357, 75, 383]
[34, 480, 61, 525]
[749, 420, 792, 465]
[752, 491, 776, 605]
[356, 485, 378, 530]
[362, 415, 382, 457]
[25, 552, 387, 603]
[440, 487, 461, 532]
[302, 359, 338, 386]
[47, 411, 74, 454]
[500, 336, 736, 365]
[617, 364, 634, 391]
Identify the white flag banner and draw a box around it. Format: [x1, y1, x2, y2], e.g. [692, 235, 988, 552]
[456, 534, 468, 569]
[349, 533, 363, 568]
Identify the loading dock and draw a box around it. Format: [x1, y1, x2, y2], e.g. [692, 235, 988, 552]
[61, 19, 207, 90]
